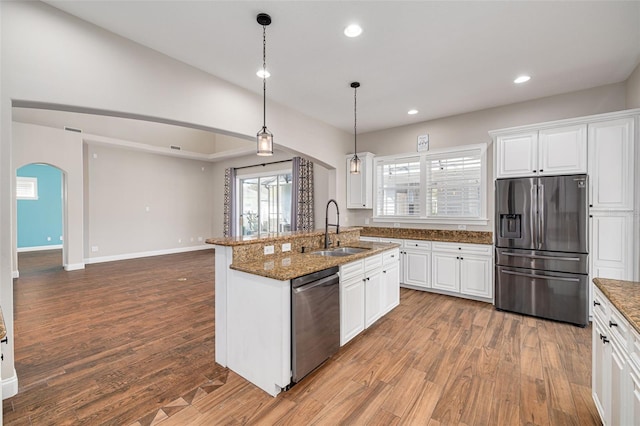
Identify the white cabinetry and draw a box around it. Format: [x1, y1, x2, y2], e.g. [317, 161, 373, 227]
[591, 285, 637, 426]
[495, 125, 587, 178]
[590, 212, 633, 281]
[381, 250, 400, 316]
[588, 118, 634, 211]
[346, 152, 374, 209]
[431, 242, 493, 300]
[339, 260, 365, 346]
[339, 249, 399, 346]
[402, 240, 431, 289]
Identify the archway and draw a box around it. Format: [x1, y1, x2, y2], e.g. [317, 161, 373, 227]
[15, 163, 66, 276]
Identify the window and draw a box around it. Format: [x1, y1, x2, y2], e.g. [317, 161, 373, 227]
[238, 171, 292, 236]
[374, 144, 487, 224]
[17, 176, 38, 200]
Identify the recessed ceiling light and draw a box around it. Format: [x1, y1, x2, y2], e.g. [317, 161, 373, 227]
[344, 24, 362, 38]
[514, 75, 531, 84]
[408, 109, 418, 115]
[256, 69, 271, 78]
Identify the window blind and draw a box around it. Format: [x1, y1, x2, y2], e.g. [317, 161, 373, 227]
[425, 150, 481, 217]
[376, 157, 421, 217]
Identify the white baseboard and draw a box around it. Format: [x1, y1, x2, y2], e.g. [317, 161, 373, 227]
[84, 245, 211, 265]
[64, 263, 85, 271]
[17, 244, 63, 253]
[11, 270, 19, 279]
[2, 369, 18, 399]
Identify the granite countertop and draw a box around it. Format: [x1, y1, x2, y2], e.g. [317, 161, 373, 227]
[593, 278, 640, 335]
[229, 241, 400, 281]
[206, 227, 363, 247]
[360, 227, 493, 245]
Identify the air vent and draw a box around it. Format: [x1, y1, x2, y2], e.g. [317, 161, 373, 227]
[64, 126, 82, 133]
[170, 145, 181, 150]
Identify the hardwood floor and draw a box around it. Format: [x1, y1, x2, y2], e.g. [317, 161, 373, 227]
[5, 250, 599, 425]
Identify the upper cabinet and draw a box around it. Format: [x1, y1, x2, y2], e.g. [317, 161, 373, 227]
[495, 125, 587, 179]
[346, 152, 374, 209]
[588, 118, 635, 211]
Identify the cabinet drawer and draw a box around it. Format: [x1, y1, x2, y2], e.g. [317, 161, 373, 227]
[404, 240, 431, 250]
[383, 249, 400, 266]
[359, 236, 379, 242]
[364, 254, 382, 271]
[379, 238, 403, 246]
[340, 260, 364, 281]
[592, 286, 609, 323]
[608, 307, 630, 347]
[432, 241, 492, 255]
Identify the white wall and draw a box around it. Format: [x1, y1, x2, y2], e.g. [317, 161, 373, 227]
[351, 82, 628, 231]
[627, 62, 640, 109]
[85, 143, 214, 260]
[0, 0, 350, 395]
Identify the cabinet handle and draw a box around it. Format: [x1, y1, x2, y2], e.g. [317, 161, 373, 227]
[456, 256, 460, 260]
[609, 320, 618, 328]
[533, 170, 537, 173]
[391, 255, 395, 258]
[366, 277, 370, 281]
[589, 215, 593, 218]
[458, 247, 462, 250]
[415, 244, 419, 247]
[460, 257, 464, 260]
[600, 333, 609, 343]
[539, 169, 543, 172]
[589, 204, 593, 208]
[383, 270, 387, 274]
[593, 301, 600, 306]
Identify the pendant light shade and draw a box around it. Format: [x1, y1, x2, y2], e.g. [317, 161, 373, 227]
[256, 13, 273, 156]
[350, 82, 361, 174]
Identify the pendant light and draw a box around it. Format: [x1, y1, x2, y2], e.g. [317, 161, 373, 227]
[256, 13, 273, 156]
[350, 81, 361, 174]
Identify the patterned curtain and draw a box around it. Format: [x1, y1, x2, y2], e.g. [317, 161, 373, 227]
[291, 157, 314, 231]
[223, 167, 237, 237]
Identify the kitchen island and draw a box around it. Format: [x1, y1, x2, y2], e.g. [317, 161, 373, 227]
[206, 227, 400, 396]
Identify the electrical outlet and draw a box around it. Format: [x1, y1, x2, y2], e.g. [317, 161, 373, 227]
[59, 236, 63, 241]
[282, 243, 291, 252]
[458, 224, 467, 230]
[264, 245, 275, 255]
[393, 223, 400, 228]
[178, 239, 182, 243]
[145, 206, 150, 212]
[197, 236, 203, 242]
[91, 246, 99, 252]
[47, 236, 51, 241]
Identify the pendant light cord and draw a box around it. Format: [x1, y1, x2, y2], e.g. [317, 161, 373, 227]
[353, 85, 357, 154]
[262, 24, 267, 129]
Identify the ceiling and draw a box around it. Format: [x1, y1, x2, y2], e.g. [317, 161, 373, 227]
[41, 1, 640, 135]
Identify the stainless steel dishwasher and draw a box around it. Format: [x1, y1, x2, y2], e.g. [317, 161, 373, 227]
[291, 266, 340, 383]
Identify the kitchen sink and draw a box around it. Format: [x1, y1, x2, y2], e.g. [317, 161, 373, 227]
[311, 247, 370, 257]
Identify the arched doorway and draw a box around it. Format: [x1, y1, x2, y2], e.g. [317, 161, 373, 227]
[15, 163, 65, 275]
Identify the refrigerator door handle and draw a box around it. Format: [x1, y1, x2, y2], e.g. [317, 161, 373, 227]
[531, 182, 538, 250]
[502, 270, 580, 283]
[501, 252, 582, 262]
[538, 183, 544, 250]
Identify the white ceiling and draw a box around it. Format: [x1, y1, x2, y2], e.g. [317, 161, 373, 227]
[42, 1, 640, 134]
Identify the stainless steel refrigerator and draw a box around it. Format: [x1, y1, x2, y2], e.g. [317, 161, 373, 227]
[494, 174, 589, 326]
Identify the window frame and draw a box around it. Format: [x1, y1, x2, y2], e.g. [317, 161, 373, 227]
[16, 176, 39, 200]
[373, 143, 488, 225]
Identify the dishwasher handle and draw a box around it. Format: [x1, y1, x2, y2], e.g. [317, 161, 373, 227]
[292, 274, 338, 294]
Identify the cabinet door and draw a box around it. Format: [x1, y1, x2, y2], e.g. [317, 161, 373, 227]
[431, 252, 460, 292]
[592, 318, 611, 424]
[538, 124, 587, 176]
[496, 132, 538, 178]
[459, 255, 492, 299]
[590, 213, 633, 281]
[346, 153, 373, 209]
[340, 276, 365, 346]
[610, 340, 631, 426]
[364, 269, 382, 328]
[588, 118, 634, 210]
[631, 368, 640, 426]
[403, 249, 431, 288]
[381, 261, 400, 316]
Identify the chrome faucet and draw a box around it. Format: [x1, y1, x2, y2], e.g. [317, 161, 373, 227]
[324, 199, 340, 249]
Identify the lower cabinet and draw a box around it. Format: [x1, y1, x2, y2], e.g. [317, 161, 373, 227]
[431, 242, 493, 300]
[340, 249, 400, 346]
[402, 240, 431, 289]
[592, 285, 638, 426]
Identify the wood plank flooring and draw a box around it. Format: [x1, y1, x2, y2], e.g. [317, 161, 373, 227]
[4, 249, 599, 425]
